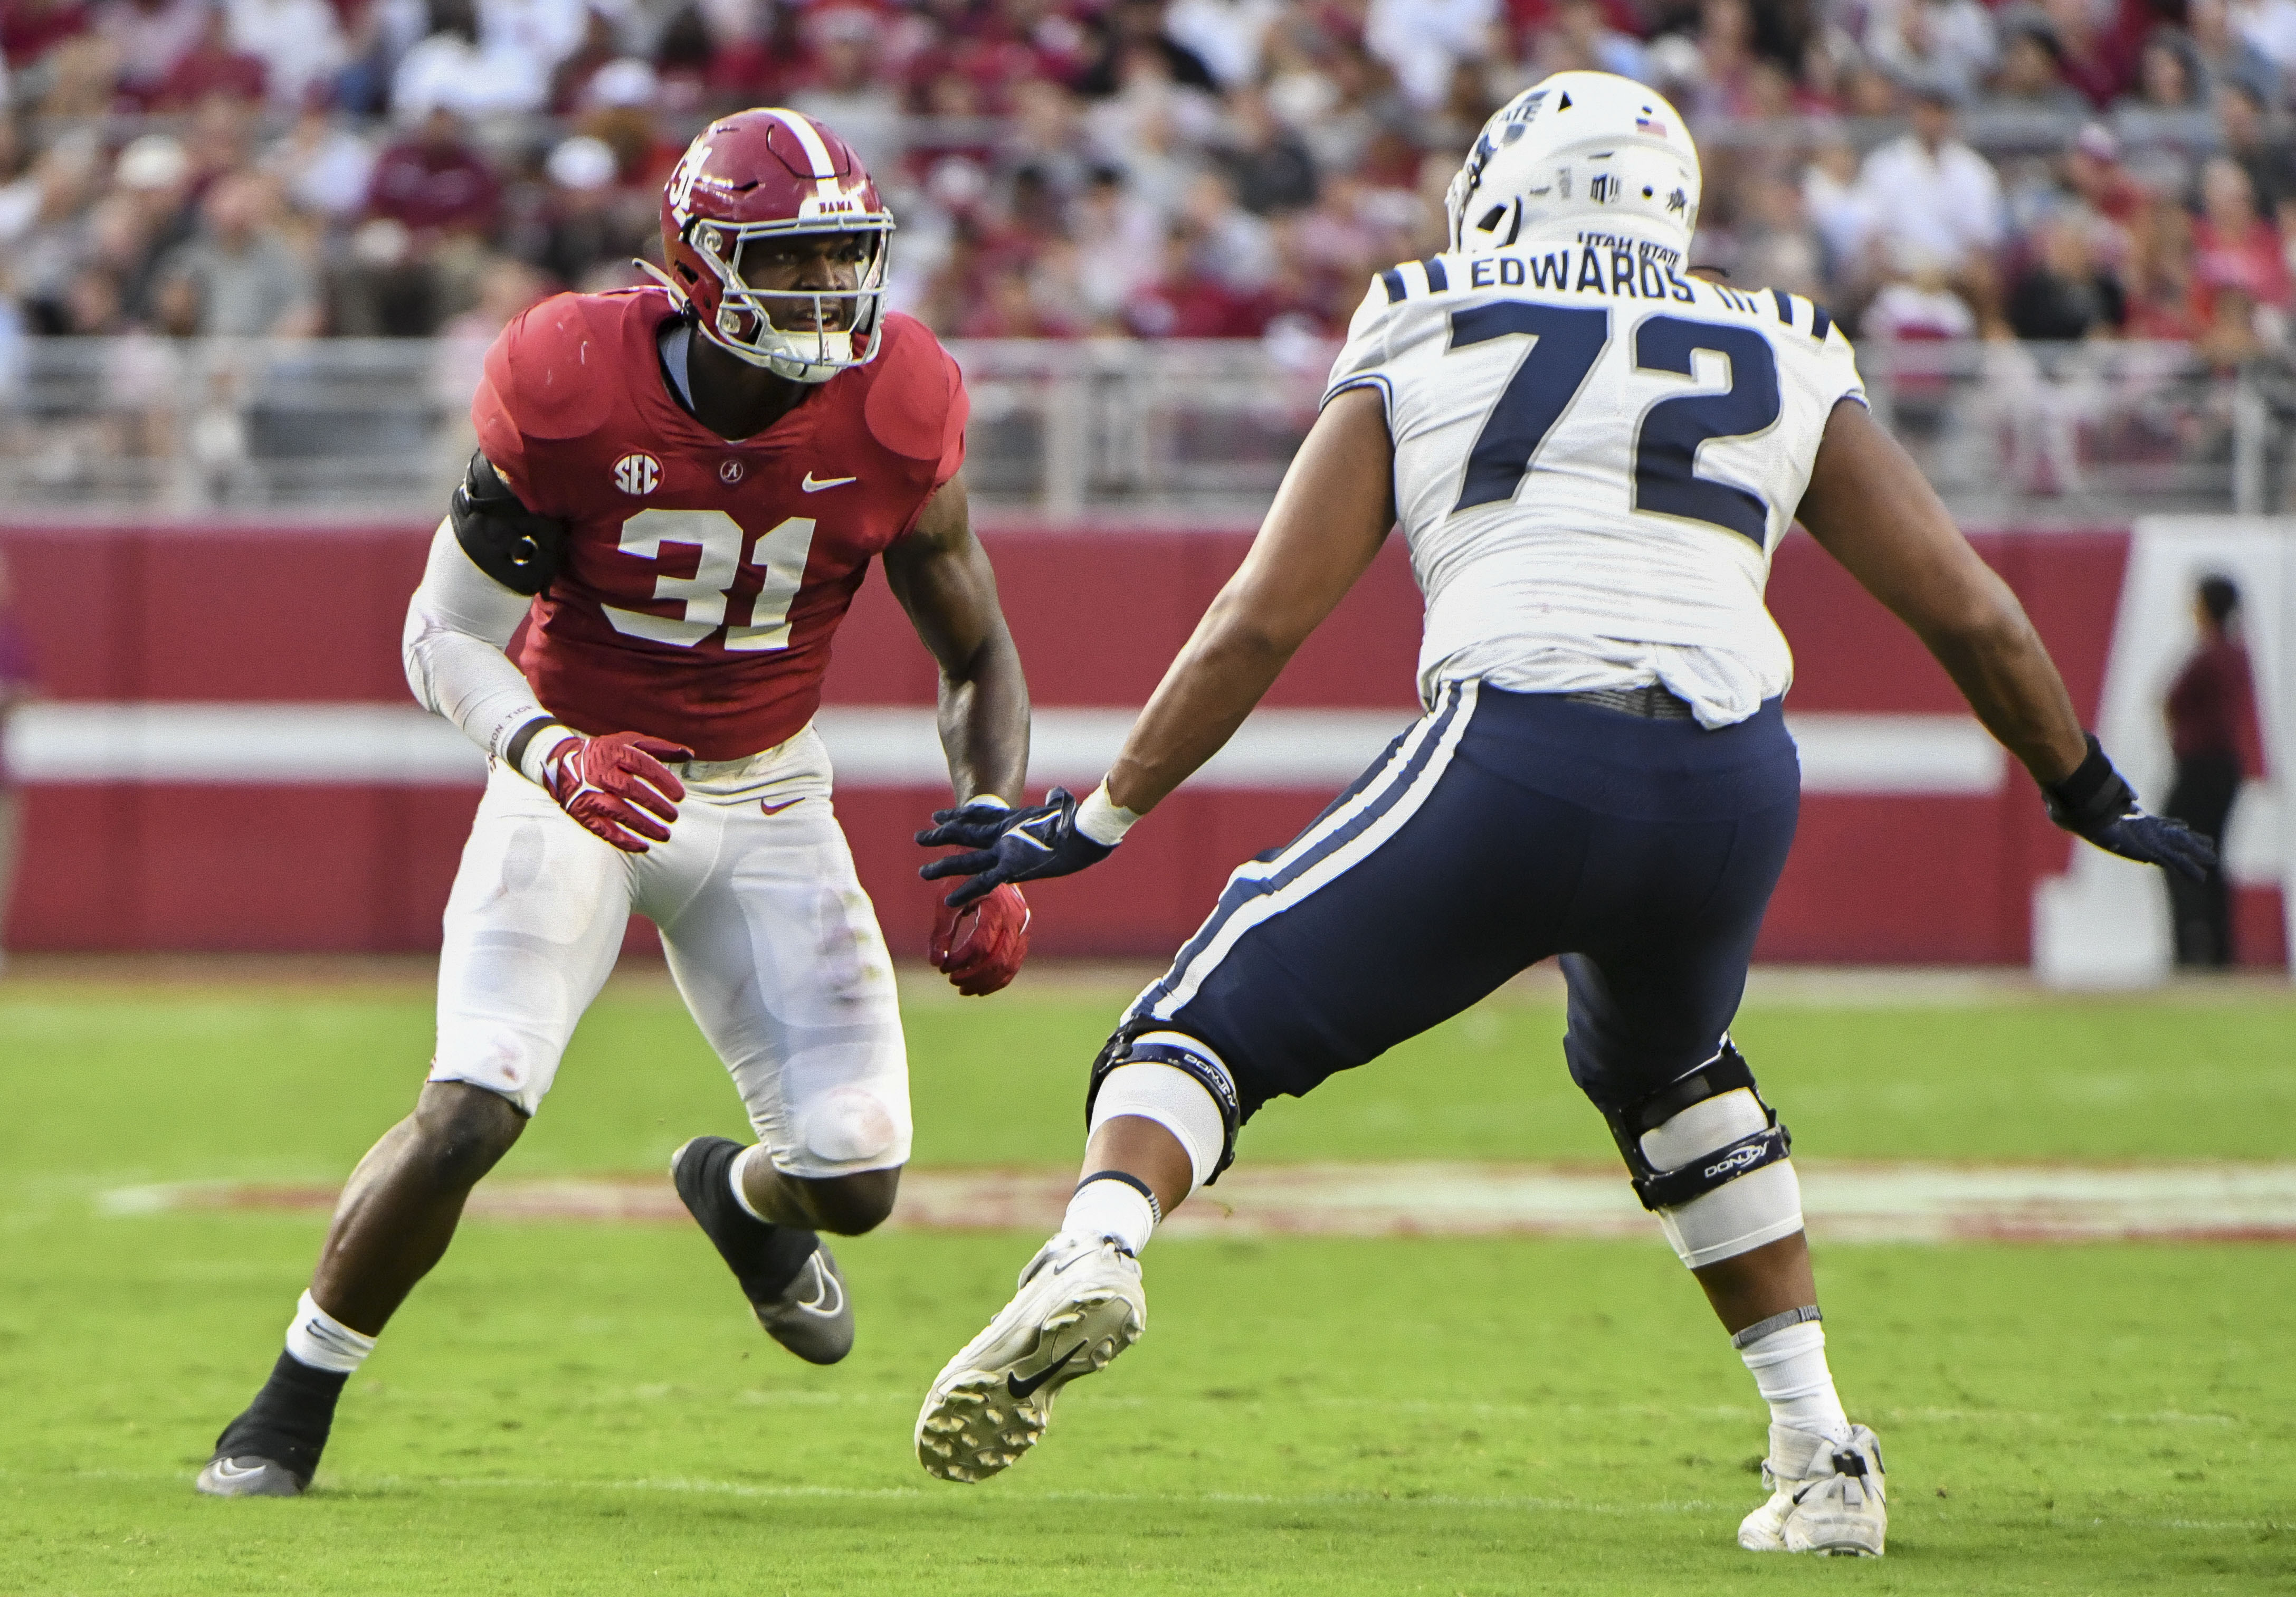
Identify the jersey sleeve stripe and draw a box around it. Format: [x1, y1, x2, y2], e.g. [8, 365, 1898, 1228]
[1770, 288, 1794, 327]
[1322, 373, 1394, 415]
[1809, 302, 1834, 341]
[1379, 268, 1407, 304]
[1421, 257, 1450, 293]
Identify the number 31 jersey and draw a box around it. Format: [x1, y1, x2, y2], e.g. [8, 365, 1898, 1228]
[1323, 231, 1865, 728]
[474, 286, 967, 762]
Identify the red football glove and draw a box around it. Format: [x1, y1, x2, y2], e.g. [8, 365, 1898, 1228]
[928, 882, 1030, 996]
[540, 730, 693, 853]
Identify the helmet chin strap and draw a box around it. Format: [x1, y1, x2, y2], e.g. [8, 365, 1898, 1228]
[634, 254, 867, 382]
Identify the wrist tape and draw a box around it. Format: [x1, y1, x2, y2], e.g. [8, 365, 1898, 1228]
[1074, 780, 1141, 847]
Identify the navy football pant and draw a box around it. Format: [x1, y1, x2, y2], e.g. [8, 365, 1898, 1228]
[1121, 679, 1801, 1128]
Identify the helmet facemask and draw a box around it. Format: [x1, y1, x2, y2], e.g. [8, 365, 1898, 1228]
[682, 212, 894, 384]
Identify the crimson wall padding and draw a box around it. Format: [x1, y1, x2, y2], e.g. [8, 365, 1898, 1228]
[1, 519, 2281, 966]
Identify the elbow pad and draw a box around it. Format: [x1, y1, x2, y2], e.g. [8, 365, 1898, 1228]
[450, 451, 567, 597]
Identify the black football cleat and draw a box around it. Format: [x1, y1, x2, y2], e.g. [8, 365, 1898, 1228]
[671, 1136, 854, 1365]
[195, 1352, 347, 1497]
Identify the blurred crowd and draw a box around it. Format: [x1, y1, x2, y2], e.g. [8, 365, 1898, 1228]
[4, 0, 2296, 356]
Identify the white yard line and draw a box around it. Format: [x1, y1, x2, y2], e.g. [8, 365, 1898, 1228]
[98, 1161, 2296, 1242]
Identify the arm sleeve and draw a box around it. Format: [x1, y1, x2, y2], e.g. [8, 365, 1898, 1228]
[402, 520, 561, 772]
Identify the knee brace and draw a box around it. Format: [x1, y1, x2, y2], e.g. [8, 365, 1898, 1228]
[1085, 1019, 1241, 1187]
[1604, 1042, 1804, 1269]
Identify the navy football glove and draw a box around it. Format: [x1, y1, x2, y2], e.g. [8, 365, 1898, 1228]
[917, 787, 1114, 908]
[2043, 734, 2217, 881]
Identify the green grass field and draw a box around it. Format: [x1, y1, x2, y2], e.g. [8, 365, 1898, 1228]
[4, 969, 2294, 1594]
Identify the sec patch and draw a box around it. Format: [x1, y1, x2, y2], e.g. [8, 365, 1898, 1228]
[614, 452, 661, 495]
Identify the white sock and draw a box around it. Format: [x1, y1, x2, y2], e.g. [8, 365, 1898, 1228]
[284, 1289, 378, 1375]
[1738, 1318, 1850, 1444]
[1060, 1172, 1158, 1257]
[727, 1145, 771, 1224]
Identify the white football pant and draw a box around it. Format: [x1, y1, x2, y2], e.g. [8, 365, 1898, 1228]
[427, 725, 911, 1179]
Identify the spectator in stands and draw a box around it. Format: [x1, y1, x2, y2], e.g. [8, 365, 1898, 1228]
[1531, 0, 1649, 82]
[2063, 120, 2145, 227]
[1364, 0, 1497, 111]
[2193, 156, 2289, 313]
[1220, 84, 1317, 215]
[1074, 0, 1220, 97]
[97, 0, 208, 107]
[1866, 0, 2000, 107]
[2162, 573, 2260, 966]
[2123, 189, 2205, 338]
[786, 7, 904, 182]
[2189, 0, 2279, 106]
[1733, 172, 1825, 300]
[2038, 0, 2132, 108]
[0, 547, 32, 977]
[264, 97, 379, 223]
[5, 132, 103, 334]
[1985, 5, 2088, 113]
[2006, 207, 2127, 338]
[1069, 162, 1164, 324]
[224, 0, 347, 110]
[475, 0, 587, 87]
[109, 132, 195, 321]
[526, 132, 632, 291]
[1864, 244, 1983, 339]
[1166, 0, 1281, 90]
[367, 103, 498, 244]
[154, 170, 319, 336]
[2230, 0, 2296, 84]
[390, 0, 542, 118]
[1851, 80, 2006, 310]
[2217, 79, 2296, 216]
[153, 5, 266, 107]
[3, 0, 92, 69]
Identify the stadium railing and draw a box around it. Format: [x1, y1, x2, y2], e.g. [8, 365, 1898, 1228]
[0, 334, 2288, 521]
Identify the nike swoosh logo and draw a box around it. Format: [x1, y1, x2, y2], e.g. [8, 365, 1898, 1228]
[801, 473, 858, 492]
[792, 1254, 845, 1318]
[209, 1458, 266, 1480]
[760, 797, 806, 816]
[1006, 1342, 1082, 1402]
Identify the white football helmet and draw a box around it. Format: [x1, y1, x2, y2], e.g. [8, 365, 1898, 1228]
[1444, 72, 1701, 257]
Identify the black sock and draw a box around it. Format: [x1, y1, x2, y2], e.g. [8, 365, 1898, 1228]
[699, 1142, 821, 1301]
[213, 1351, 350, 1484]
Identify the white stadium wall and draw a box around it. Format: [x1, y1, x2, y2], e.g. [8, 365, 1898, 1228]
[2034, 516, 2295, 986]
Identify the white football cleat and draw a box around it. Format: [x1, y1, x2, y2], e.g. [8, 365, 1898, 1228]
[915, 1234, 1145, 1484]
[1738, 1423, 1887, 1556]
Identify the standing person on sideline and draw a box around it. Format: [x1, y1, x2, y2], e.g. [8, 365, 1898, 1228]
[2164, 574, 2260, 966]
[0, 550, 36, 977]
[195, 108, 1036, 1499]
[907, 73, 2214, 1556]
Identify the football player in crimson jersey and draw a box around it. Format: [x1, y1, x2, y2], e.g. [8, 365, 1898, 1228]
[197, 109, 1035, 1498]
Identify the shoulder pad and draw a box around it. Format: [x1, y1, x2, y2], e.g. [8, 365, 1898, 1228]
[482, 292, 627, 443]
[863, 313, 968, 466]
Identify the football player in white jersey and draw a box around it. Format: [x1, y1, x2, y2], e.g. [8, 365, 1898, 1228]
[907, 73, 2213, 1555]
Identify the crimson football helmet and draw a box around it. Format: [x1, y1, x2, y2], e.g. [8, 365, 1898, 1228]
[656, 109, 894, 383]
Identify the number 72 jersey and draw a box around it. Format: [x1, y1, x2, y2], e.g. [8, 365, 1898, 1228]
[1324, 235, 1866, 728]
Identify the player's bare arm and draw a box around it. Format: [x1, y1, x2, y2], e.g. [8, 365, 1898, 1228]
[882, 471, 1029, 805]
[916, 387, 1394, 906]
[890, 469, 1039, 993]
[1798, 401, 2213, 877]
[1106, 389, 1394, 814]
